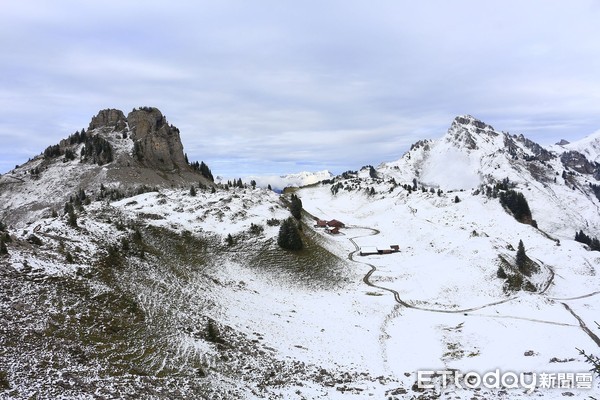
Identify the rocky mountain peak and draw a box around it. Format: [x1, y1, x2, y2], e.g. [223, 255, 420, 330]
[446, 115, 498, 150]
[451, 115, 496, 133]
[88, 108, 127, 131]
[127, 107, 188, 171]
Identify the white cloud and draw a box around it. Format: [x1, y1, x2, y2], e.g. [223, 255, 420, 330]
[1, 0, 600, 175]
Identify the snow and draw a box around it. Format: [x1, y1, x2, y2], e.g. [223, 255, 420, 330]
[552, 129, 600, 163]
[295, 164, 600, 397]
[220, 170, 333, 191]
[3, 114, 600, 398]
[420, 145, 481, 190]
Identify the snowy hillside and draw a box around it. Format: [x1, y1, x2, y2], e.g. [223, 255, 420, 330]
[220, 170, 334, 192]
[554, 129, 600, 164]
[1, 112, 600, 399]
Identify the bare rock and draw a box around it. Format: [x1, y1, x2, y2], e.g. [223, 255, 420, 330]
[127, 107, 189, 171]
[88, 109, 127, 131]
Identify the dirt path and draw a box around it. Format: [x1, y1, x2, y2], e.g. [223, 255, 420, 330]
[347, 226, 599, 333]
[348, 227, 519, 314]
[561, 302, 600, 347]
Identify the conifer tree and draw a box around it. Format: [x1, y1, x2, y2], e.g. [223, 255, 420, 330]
[190, 185, 197, 196]
[516, 239, 528, 274]
[277, 218, 303, 251]
[290, 194, 303, 220]
[497, 266, 507, 279]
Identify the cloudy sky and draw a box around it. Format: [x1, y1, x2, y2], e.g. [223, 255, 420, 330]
[1, 1, 600, 177]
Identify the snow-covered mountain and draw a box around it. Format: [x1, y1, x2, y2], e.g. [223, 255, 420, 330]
[553, 129, 600, 164]
[1, 111, 599, 399]
[235, 170, 333, 192]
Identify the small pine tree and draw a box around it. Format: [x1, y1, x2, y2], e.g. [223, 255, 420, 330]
[190, 185, 197, 196]
[226, 233, 234, 246]
[290, 194, 303, 220]
[267, 184, 272, 191]
[454, 195, 460, 203]
[516, 240, 528, 274]
[65, 252, 74, 263]
[68, 207, 78, 228]
[0, 240, 7, 256]
[497, 266, 507, 279]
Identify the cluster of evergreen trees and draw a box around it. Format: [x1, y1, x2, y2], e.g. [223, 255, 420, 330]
[43, 144, 62, 159]
[499, 189, 533, 224]
[188, 158, 214, 182]
[277, 193, 304, 251]
[80, 135, 113, 165]
[225, 178, 246, 189]
[575, 230, 600, 251]
[277, 218, 303, 251]
[43, 129, 113, 166]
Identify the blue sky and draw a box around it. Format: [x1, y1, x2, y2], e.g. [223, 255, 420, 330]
[1, 1, 600, 177]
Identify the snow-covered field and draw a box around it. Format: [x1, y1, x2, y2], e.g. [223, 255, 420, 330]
[294, 174, 600, 398]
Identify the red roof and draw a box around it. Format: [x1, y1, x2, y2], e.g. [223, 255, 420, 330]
[327, 219, 345, 228]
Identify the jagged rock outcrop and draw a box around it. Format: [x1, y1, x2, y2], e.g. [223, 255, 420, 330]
[127, 107, 188, 171]
[447, 115, 498, 150]
[88, 109, 127, 131]
[560, 151, 596, 174]
[516, 134, 554, 161]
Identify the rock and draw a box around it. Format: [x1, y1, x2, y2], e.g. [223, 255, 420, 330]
[560, 151, 595, 174]
[88, 109, 127, 131]
[127, 107, 189, 171]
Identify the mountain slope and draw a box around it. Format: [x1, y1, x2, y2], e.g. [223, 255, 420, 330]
[0, 107, 212, 227]
[1, 112, 599, 398]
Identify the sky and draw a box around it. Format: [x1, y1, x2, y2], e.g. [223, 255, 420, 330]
[1, 1, 600, 178]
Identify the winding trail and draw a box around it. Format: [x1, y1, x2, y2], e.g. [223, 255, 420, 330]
[550, 291, 600, 301]
[346, 226, 600, 333]
[561, 303, 600, 347]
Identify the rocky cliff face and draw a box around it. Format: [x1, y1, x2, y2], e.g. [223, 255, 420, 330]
[127, 107, 188, 171]
[88, 108, 127, 131]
